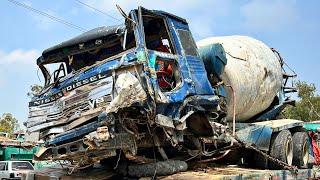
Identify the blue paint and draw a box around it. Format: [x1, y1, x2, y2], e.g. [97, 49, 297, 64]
[34, 51, 142, 99]
[199, 43, 227, 77]
[33, 9, 223, 146]
[162, 17, 214, 98]
[236, 123, 273, 151]
[48, 120, 101, 145]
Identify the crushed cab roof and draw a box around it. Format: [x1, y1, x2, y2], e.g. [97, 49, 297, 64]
[38, 25, 125, 65]
[36, 7, 188, 65]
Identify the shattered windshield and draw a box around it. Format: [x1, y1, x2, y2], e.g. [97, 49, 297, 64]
[143, 14, 175, 54]
[141, 12, 182, 92]
[40, 26, 136, 88]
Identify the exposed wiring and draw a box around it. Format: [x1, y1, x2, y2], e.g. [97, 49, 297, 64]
[184, 153, 200, 162]
[113, 150, 122, 169]
[7, 0, 87, 32]
[199, 149, 232, 163]
[118, 114, 136, 135]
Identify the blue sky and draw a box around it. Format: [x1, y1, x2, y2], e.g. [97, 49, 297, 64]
[0, 0, 319, 127]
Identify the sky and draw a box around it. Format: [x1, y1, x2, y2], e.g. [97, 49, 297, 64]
[0, 0, 319, 128]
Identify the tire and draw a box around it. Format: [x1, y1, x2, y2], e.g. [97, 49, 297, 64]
[292, 131, 309, 168]
[269, 130, 293, 169]
[127, 160, 188, 177]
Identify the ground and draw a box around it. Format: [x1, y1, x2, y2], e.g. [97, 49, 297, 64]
[24, 163, 320, 180]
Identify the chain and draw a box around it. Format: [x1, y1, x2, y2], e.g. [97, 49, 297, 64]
[236, 137, 298, 173]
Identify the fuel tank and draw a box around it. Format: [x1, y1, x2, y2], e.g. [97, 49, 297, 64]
[197, 36, 283, 122]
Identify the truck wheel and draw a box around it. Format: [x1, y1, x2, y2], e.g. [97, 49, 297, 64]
[269, 130, 293, 169]
[292, 131, 309, 168]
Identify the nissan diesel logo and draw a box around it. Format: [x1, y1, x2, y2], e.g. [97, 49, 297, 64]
[31, 92, 64, 106]
[66, 73, 108, 92]
[29, 72, 110, 107]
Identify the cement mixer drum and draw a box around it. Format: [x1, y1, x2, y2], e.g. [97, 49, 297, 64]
[197, 36, 283, 122]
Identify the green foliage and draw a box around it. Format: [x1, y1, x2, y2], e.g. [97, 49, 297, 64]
[0, 113, 19, 135]
[27, 84, 43, 98]
[283, 81, 320, 121]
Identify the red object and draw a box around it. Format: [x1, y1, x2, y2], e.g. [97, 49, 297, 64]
[155, 42, 173, 89]
[310, 132, 320, 165]
[155, 43, 170, 53]
[157, 64, 173, 88]
[166, 64, 173, 75]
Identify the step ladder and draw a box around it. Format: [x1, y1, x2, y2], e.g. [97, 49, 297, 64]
[271, 48, 297, 97]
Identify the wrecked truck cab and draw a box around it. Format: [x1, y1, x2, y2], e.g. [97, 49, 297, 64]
[27, 7, 224, 166]
[25, 6, 309, 175]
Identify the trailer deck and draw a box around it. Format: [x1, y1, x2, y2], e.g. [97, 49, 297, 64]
[23, 165, 320, 180]
[163, 166, 319, 180]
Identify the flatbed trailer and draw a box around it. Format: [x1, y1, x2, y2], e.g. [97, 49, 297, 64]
[23, 165, 319, 180]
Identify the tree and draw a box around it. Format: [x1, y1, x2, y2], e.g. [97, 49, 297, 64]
[0, 113, 19, 135]
[27, 84, 43, 98]
[282, 81, 320, 121]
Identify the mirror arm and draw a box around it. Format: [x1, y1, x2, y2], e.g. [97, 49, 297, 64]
[116, 4, 136, 25]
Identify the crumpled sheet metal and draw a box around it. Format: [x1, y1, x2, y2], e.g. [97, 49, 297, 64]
[27, 76, 113, 133]
[84, 126, 111, 149]
[106, 72, 147, 113]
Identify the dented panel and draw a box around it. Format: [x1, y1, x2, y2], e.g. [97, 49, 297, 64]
[26, 7, 296, 172]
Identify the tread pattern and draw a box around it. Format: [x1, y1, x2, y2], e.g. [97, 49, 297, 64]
[292, 131, 309, 168]
[269, 130, 293, 169]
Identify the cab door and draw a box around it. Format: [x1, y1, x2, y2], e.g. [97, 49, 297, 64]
[137, 7, 192, 103]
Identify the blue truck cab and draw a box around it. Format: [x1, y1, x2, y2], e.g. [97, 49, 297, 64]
[27, 7, 224, 162]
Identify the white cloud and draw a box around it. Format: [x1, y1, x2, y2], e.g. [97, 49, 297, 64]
[0, 49, 40, 91]
[241, 0, 299, 31]
[0, 49, 40, 65]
